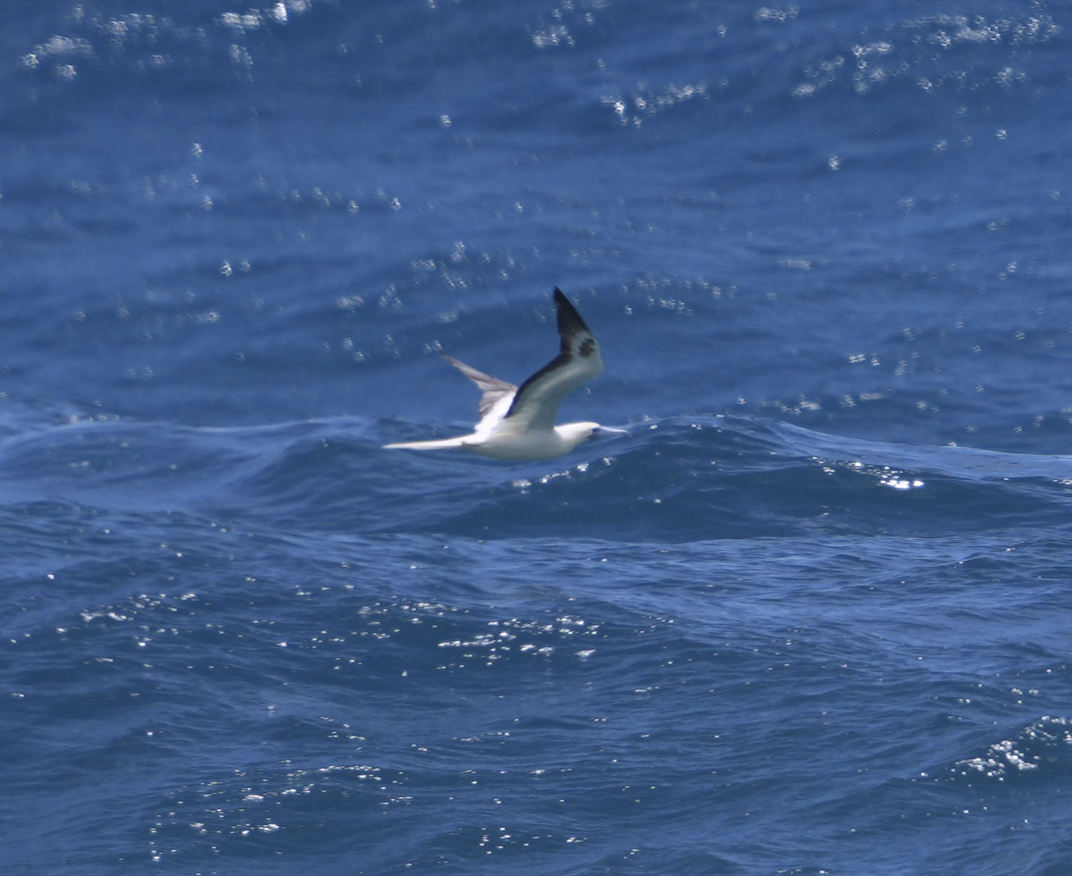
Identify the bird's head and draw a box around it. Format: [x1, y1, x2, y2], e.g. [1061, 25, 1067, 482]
[556, 422, 629, 449]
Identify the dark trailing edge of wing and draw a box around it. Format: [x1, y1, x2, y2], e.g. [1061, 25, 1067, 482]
[504, 287, 593, 421]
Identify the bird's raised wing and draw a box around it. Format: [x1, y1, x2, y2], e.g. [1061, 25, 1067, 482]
[501, 288, 603, 432]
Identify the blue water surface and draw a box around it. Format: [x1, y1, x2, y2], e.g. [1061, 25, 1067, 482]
[3, 2, 1072, 874]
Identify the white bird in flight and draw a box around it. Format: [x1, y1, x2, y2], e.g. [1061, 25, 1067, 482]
[384, 288, 626, 460]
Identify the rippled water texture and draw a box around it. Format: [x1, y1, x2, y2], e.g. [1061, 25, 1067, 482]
[2, 2, 1072, 874]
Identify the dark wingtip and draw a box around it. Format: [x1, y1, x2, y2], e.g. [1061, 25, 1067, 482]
[551, 286, 592, 339]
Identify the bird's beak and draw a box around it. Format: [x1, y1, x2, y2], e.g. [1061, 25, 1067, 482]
[591, 426, 630, 440]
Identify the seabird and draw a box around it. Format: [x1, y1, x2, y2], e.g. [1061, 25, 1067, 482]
[384, 288, 626, 460]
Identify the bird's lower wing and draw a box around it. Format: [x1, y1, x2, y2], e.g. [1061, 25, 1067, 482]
[441, 355, 517, 421]
[383, 435, 476, 451]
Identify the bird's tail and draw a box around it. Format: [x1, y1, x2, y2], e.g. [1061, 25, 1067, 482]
[383, 436, 472, 451]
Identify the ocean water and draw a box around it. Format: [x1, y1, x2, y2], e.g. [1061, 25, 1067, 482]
[3, 1, 1072, 874]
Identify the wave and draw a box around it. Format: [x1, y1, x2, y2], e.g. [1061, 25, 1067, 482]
[2, 413, 1070, 542]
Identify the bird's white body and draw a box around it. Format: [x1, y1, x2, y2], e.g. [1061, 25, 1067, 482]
[384, 288, 624, 460]
[398, 420, 604, 460]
